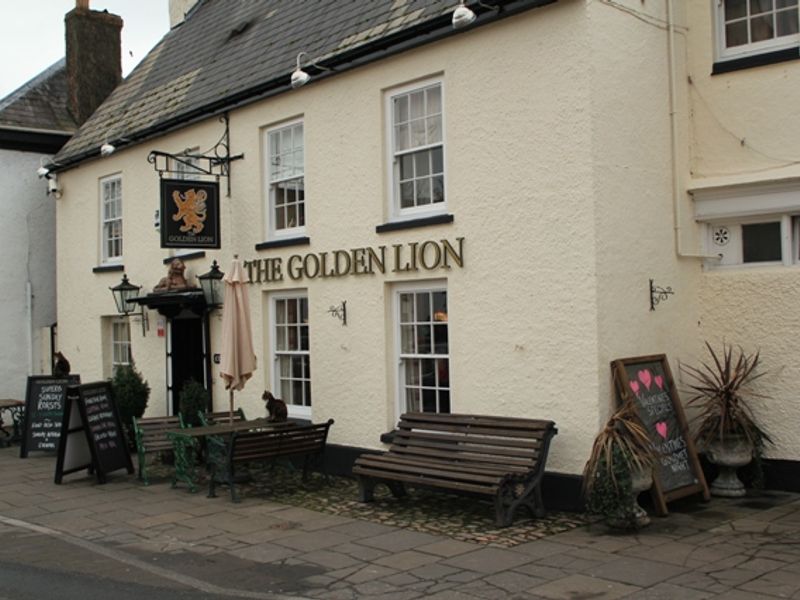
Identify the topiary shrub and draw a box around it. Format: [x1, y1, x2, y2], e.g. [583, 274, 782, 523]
[111, 363, 150, 449]
[179, 378, 209, 427]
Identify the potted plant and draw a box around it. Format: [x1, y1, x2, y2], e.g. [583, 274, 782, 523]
[583, 401, 657, 529]
[681, 342, 771, 497]
[111, 362, 150, 450]
[179, 379, 209, 427]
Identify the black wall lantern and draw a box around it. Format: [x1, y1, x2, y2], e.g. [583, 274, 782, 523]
[110, 274, 149, 334]
[197, 260, 225, 308]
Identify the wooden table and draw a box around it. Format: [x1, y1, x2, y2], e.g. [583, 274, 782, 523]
[165, 419, 295, 493]
[0, 399, 24, 446]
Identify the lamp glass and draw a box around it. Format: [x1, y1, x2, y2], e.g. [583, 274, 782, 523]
[197, 260, 224, 306]
[110, 274, 141, 315]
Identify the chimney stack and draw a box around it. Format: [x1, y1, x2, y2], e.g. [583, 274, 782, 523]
[65, 1, 122, 125]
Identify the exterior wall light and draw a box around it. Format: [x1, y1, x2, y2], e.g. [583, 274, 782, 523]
[290, 52, 331, 89]
[452, 0, 477, 28]
[37, 166, 50, 178]
[110, 274, 148, 334]
[197, 260, 225, 308]
[100, 142, 116, 157]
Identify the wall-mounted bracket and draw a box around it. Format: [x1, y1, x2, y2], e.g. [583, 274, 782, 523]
[650, 279, 675, 311]
[147, 113, 244, 197]
[327, 301, 347, 326]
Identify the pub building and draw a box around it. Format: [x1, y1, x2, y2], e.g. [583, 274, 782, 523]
[48, 0, 800, 505]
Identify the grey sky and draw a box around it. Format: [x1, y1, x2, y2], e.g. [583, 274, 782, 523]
[0, 0, 170, 98]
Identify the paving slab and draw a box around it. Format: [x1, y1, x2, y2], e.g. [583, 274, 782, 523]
[529, 573, 641, 599]
[441, 546, 533, 573]
[582, 555, 689, 587]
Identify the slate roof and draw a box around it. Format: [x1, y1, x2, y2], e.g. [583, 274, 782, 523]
[0, 59, 77, 134]
[54, 0, 554, 169]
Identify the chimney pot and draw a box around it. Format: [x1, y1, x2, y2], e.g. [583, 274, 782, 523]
[76, 0, 89, 10]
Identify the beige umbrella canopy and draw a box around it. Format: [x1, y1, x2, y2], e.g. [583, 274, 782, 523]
[219, 257, 257, 423]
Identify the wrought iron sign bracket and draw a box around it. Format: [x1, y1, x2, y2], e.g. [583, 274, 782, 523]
[327, 301, 347, 326]
[147, 113, 244, 197]
[649, 279, 674, 311]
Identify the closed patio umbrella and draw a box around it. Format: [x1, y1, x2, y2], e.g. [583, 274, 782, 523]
[219, 257, 257, 423]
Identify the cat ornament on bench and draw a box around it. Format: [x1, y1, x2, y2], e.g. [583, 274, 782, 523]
[262, 390, 288, 423]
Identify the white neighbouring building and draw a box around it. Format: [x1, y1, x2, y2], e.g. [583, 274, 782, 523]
[49, 0, 800, 504]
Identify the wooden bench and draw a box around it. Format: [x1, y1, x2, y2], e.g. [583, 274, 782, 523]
[352, 412, 557, 527]
[209, 419, 335, 502]
[132, 415, 184, 486]
[198, 408, 246, 426]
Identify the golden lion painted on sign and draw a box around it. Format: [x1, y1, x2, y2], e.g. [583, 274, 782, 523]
[172, 188, 207, 234]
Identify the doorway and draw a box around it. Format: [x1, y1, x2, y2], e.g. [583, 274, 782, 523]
[167, 311, 209, 416]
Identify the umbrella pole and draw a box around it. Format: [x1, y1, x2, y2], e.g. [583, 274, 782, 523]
[229, 388, 234, 424]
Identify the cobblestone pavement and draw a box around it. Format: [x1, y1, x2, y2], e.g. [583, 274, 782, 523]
[1, 447, 799, 599]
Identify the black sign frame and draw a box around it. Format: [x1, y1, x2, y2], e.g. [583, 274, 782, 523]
[160, 178, 220, 249]
[20, 375, 80, 458]
[611, 354, 709, 515]
[55, 382, 133, 484]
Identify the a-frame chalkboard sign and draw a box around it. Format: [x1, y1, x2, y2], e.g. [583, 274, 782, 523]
[55, 382, 133, 484]
[20, 375, 80, 458]
[611, 355, 709, 516]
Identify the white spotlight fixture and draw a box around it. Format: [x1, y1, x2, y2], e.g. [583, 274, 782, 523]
[46, 174, 62, 199]
[452, 0, 476, 28]
[37, 166, 50, 178]
[291, 52, 312, 89]
[100, 142, 116, 157]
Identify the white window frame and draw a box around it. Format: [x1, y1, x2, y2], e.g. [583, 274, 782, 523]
[100, 174, 122, 264]
[385, 78, 446, 222]
[269, 291, 311, 419]
[394, 281, 450, 418]
[264, 119, 306, 240]
[714, 0, 800, 62]
[694, 181, 800, 269]
[111, 317, 132, 373]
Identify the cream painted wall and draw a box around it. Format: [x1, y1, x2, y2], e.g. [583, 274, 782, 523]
[685, 2, 800, 461]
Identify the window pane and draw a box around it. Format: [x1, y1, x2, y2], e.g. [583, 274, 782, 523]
[276, 299, 286, 323]
[426, 85, 441, 115]
[751, 14, 775, 41]
[439, 389, 451, 414]
[394, 95, 408, 124]
[401, 325, 415, 353]
[434, 324, 448, 354]
[411, 118, 426, 148]
[726, 0, 748, 19]
[777, 8, 799, 34]
[287, 299, 298, 323]
[416, 324, 431, 354]
[416, 293, 430, 322]
[415, 151, 430, 177]
[405, 359, 420, 385]
[726, 20, 749, 46]
[742, 222, 782, 262]
[396, 124, 409, 152]
[400, 182, 414, 208]
[406, 388, 420, 412]
[431, 147, 444, 174]
[300, 298, 308, 323]
[422, 388, 437, 413]
[409, 91, 424, 119]
[416, 178, 431, 205]
[750, 0, 774, 13]
[777, 0, 797, 7]
[400, 293, 414, 323]
[421, 359, 435, 386]
[400, 154, 414, 180]
[432, 176, 445, 204]
[426, 115, 442, 144]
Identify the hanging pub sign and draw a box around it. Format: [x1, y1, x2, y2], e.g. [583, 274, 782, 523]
[160, 178, 220, 249]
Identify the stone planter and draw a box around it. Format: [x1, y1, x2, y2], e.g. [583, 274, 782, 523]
[607, 467, 652, 529]
[705, 435, 753, 497]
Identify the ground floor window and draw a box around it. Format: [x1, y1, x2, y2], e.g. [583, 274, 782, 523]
[111, 317, 131, 373]
[271, 293, 311, 418]
[397, 285, 450, 414]
[706, 215, 795, 267]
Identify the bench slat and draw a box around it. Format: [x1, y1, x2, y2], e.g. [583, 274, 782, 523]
[356, 453, 527, 478]
[355, 455, 504, 484]
[397, 421, 549, 439]
[394, 429, 543, 450]
[353, 465, 498, 495]
[389, 445, 538, 469]
[393, 433, 542, 458]
[401, 412, 554, 430]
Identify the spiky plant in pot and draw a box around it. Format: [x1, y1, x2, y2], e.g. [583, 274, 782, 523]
[681, 342, 771, 496]
[583, 401, 657, 529]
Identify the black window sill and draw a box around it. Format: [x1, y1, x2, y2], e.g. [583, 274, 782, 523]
[375, 213, 454, 233]
[163, 251, 205, 264]
[712, 47, 799, 75]
[92, 264, 125, 273]
[255, 236, 311, 251]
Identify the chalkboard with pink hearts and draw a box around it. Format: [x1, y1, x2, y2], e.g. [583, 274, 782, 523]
[612, 355, 709, 516]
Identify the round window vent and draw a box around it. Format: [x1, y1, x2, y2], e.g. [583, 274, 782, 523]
[712, 226, 730, 247]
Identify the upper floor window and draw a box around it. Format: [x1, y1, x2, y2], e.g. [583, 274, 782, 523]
[266, 121, 305, 238]
[715, 0, 799, 61]
[388, 80, 445, 220]
[101, 175, 122, 263]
